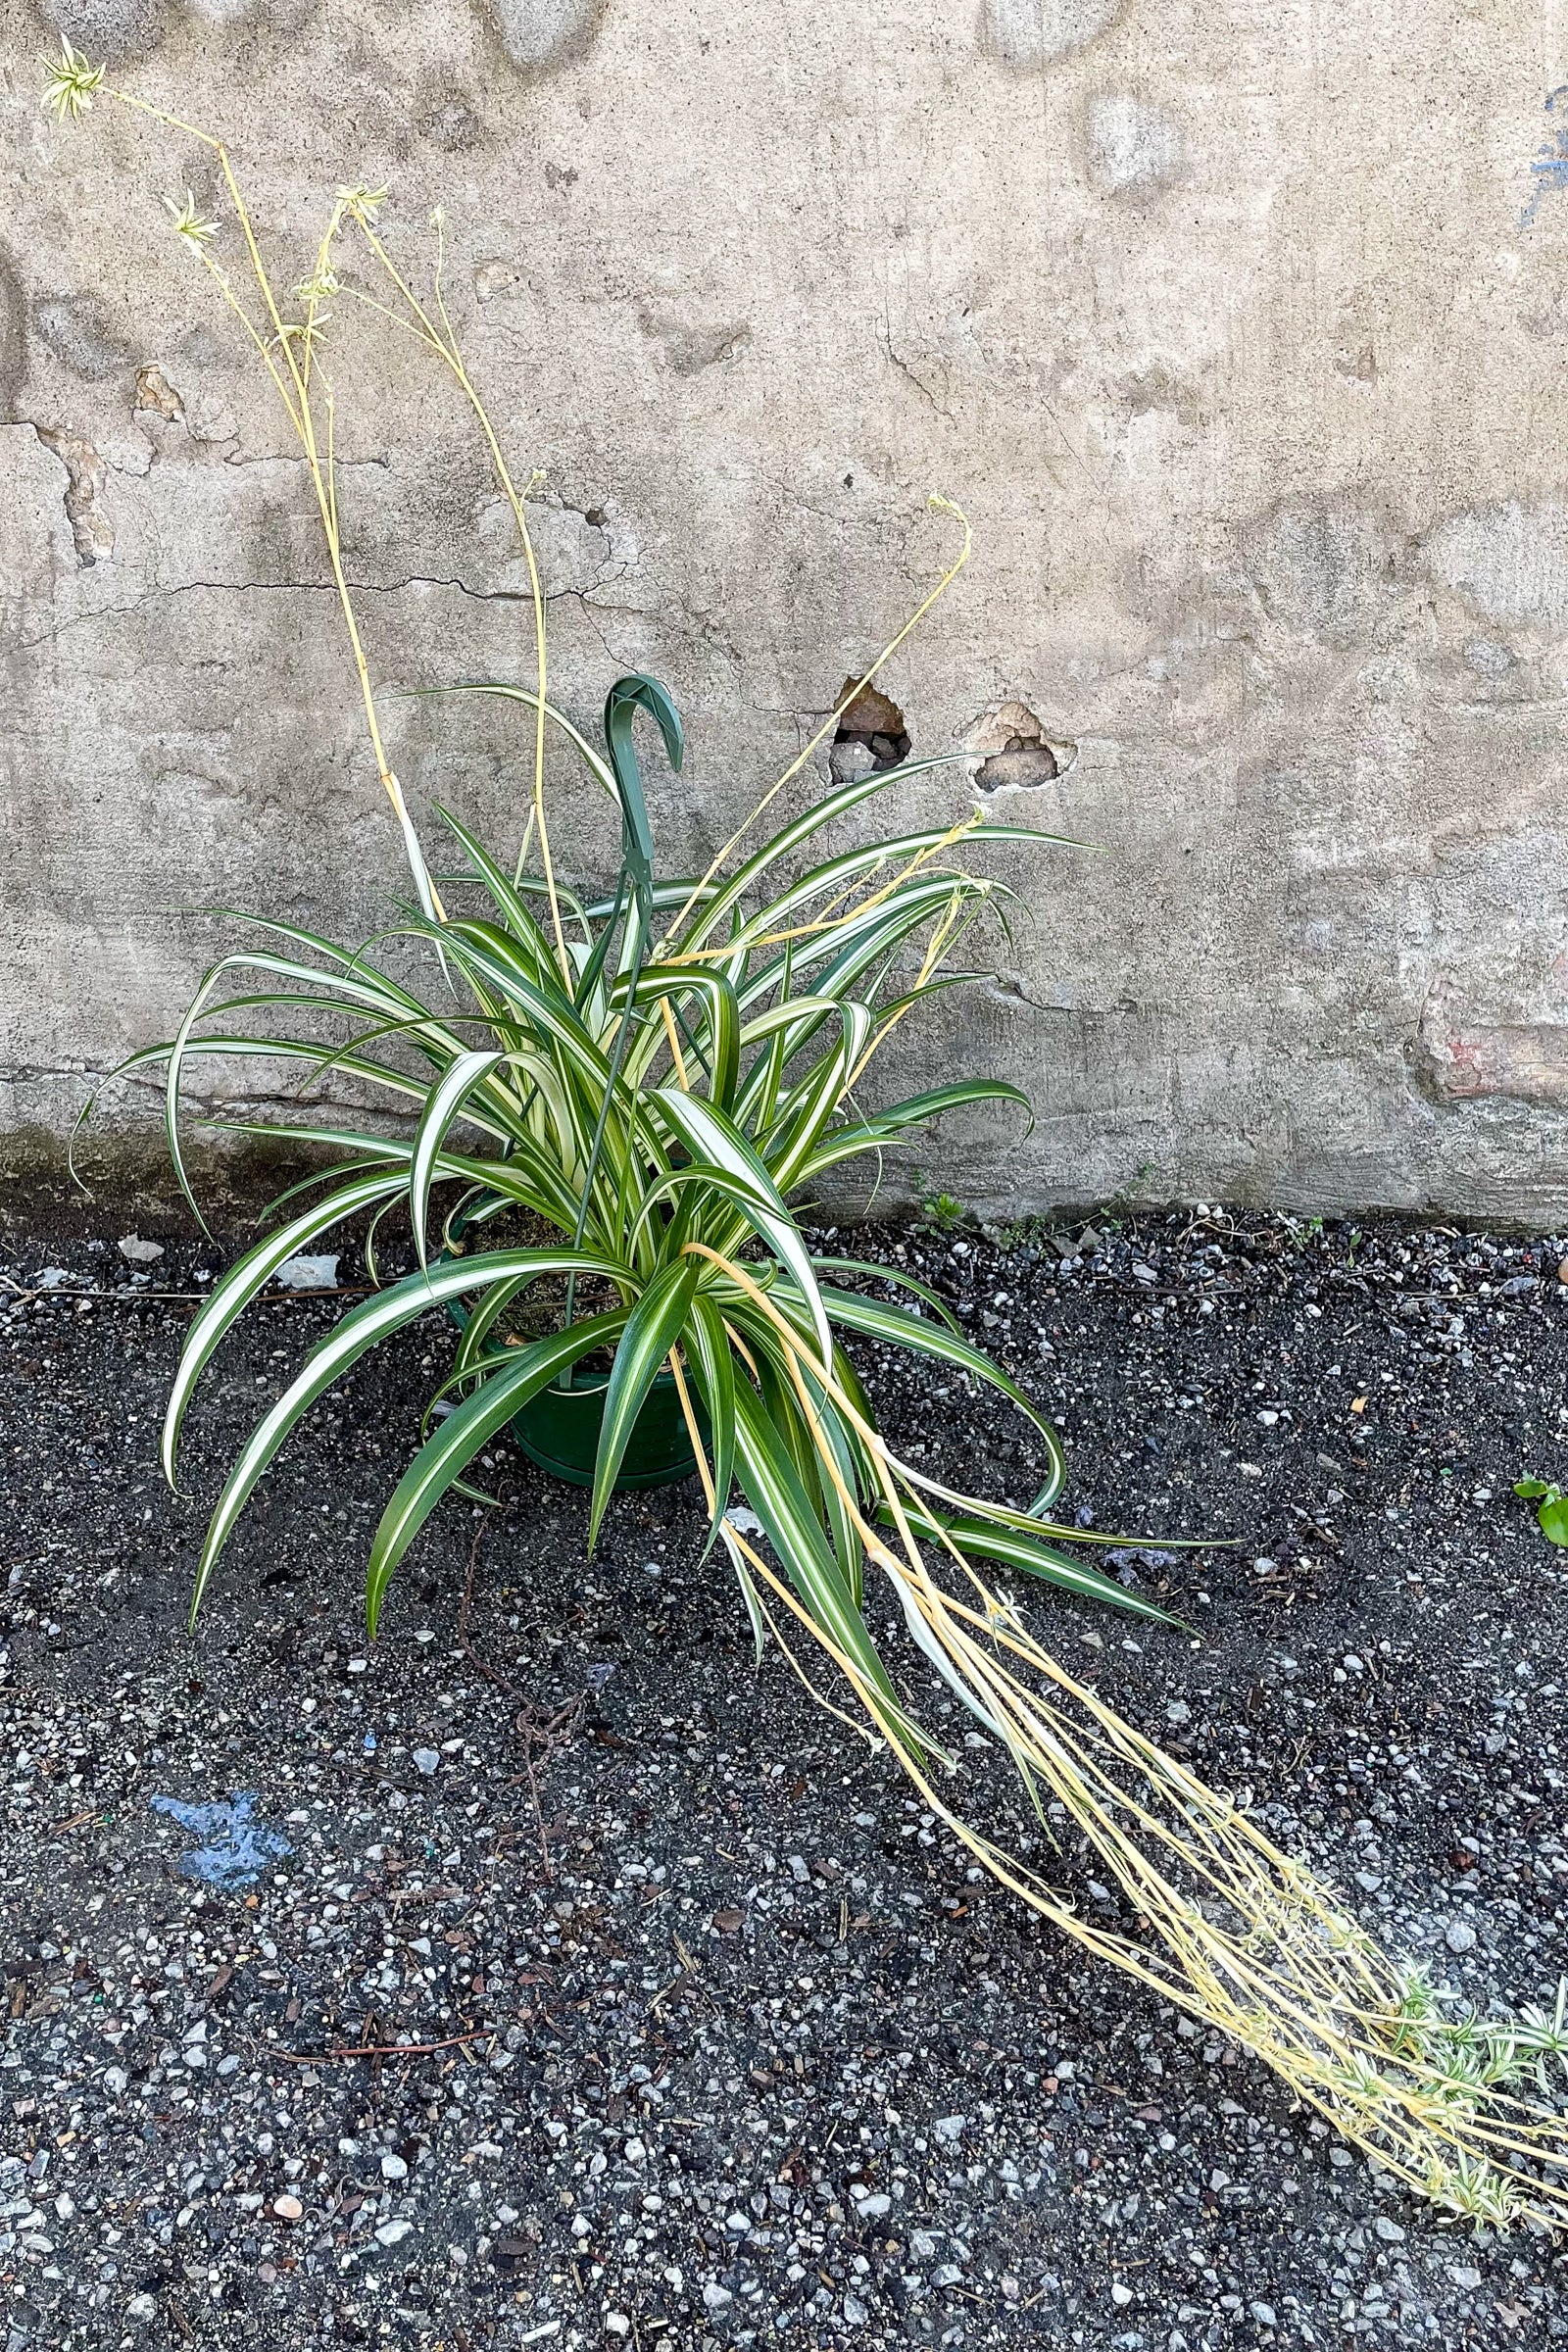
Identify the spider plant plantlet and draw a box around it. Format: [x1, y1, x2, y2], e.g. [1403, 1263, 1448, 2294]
[51, 44, 1568, 2229]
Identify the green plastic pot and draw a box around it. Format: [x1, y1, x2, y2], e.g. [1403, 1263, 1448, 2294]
[510, 1366, 702, 1491]
[437, 1234, 703, 1493]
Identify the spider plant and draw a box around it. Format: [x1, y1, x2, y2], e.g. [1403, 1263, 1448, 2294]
[139, 667, 1141, 1686]
[51, 43, 1568, 2232]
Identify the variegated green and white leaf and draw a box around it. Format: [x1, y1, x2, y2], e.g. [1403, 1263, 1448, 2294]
[366, 1308, 628, 1635]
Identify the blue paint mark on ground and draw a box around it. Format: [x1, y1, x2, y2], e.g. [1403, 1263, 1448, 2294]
[1523, 86, 1568, 226]
[149, 1794, 292, 1890]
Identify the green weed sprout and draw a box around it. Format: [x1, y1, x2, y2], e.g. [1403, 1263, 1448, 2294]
[1515, 1478, 1568, 1546]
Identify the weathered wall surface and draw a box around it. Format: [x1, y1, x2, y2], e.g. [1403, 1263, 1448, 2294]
[6, 0, 1568, 1221]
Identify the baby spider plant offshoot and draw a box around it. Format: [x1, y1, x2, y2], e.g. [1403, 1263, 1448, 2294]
[52, 42, 1568, 2230]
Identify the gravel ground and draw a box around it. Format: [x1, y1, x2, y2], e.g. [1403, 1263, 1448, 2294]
[3, 1203, 1567, 2351]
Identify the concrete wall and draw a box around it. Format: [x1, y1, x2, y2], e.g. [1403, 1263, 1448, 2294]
[6, 0, 1568, 1223]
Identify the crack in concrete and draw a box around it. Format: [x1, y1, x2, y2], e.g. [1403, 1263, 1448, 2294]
[5, 570, 609, 657]
[880, 330, 952, 421]
[985, 969, 1074, 1014]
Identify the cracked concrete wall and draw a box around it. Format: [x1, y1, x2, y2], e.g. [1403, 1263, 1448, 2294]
[6, 1, 1568, 1223]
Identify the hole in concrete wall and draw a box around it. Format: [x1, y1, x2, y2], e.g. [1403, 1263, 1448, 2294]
[35, 425, 112, 567]
[971, 700, 1068, 794]
[134, 364, 184, 422]
[830, 676, 910, 783]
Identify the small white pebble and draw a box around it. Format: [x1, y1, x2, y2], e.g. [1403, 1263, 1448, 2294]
[274, 1252, 340, 1292]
